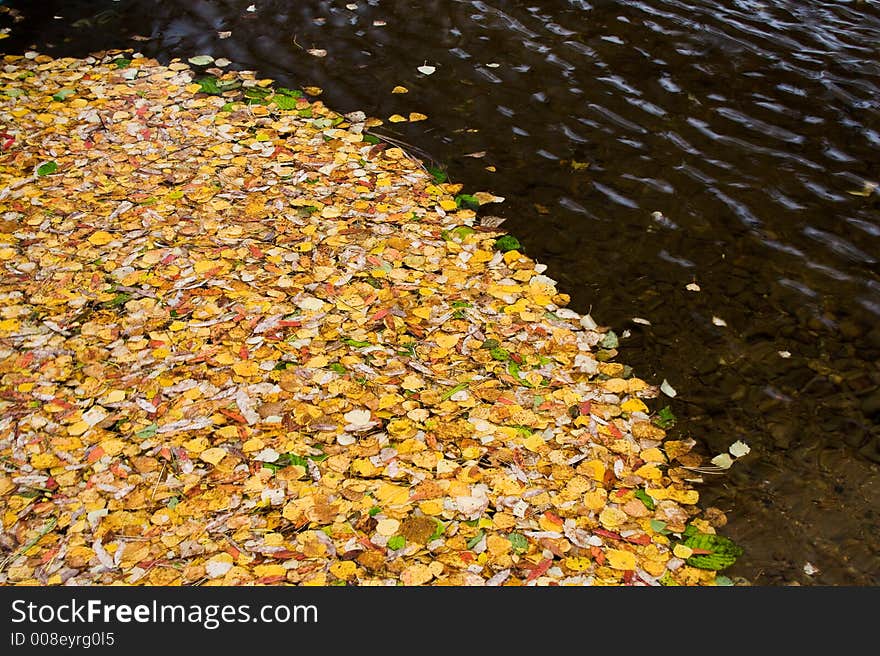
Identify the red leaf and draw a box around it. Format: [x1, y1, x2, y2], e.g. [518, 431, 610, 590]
[219, 408, 247, 423]
[369, 307, 389, 322]
[608, 424, 624, 439]
[594, 528, 622, 541]
[579, 400, 592, 415]
[525, 557, 553, 582]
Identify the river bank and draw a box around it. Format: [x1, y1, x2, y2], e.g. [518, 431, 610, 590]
[0, 52, 740, 586]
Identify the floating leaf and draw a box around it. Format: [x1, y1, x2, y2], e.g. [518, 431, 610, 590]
[654, 406, 676, 429]
[493, 235, 521, 252]
[600, 330, 619, 349]
[710, 453, 734, 469]
[728, 441, 751, 458]
[196, 76, 222, 95]
[660, 379, 677, 398]
[426, 166, 447, 184]
[188, 55, 214, 66]
[681, 532, 744, 570]
[454, 194, 480, 210]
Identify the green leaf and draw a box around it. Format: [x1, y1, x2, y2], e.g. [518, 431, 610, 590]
[329, 362, 346, 374]
[466, 530, 485, 550]
[271, 94, 301, 110]
[428, 520, 446, 542]
[276, 88, 303, 98]
[188, 55, 214, 66]
[600, 330, 619, 349]
[387, 535, 406, 550]
[103, 293, 131, 308]
[480, 338, 499, 350]
[489, 347, 509, 361]
[635, 489, 656, 510]
[368, 505, 382, 517]
[452, 226, 475, 239]
[427, 166, 447, 184]
[279, 453, 310, 468]
[455, 194, 480, 210]
[4, 88, 23, 97]
[135, 423, 158, 439]
[493, 235, 522, 252]
[220, 102, 238, 112]
[681, 532, 744, 570]
[297, 108, 313, 118]
[654, 406, 676, 429]
[344, 338, 371, 348]
[714, 575, 734, 586]
[196, 76, 222, 95]
[507, 533, 528, 554]
[52, 88, 75, 102]
[363, 134, 381, 145]
[166, 497, 180, 509]
[650, 519, 671, 535]
[36, 161, 58, 176]
[440, 382, 469, 401]
[113, 58, 132, 69]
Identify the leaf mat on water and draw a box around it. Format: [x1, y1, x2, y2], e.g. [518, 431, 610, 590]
[0, 51, 734, 586]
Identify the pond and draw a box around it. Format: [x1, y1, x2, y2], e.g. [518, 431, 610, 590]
[2, 0, 878, 585]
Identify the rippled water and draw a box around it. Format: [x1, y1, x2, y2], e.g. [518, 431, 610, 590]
[3, 0, 879, 585]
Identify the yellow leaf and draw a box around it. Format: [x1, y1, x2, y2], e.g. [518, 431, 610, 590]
[434, 333, 460, 350]
[88, 231, 114, 246]
[232, 360, 259, 377]
[214, 352, 236, 365]
[67, 420, 90, 436]
[100, 438, 125, 457]
[606, 549, 637, 571]
[391, 86, 408, 94]
[330, 561, 358, 580]
[523, 432, 546, 452]
[200, 448, 227, 466]
[621, 398, 648, 414]
[0, 247, 16, 260]
[634, 464, 662, 482]
[418, 500, 443, 515]
[388, 114, 407, 123]
[673, 544, 694, 559]
[599, 507, 628, 529]
[409, 112, 428, 122]
[375, 518, 401, 536]
[564, 556, 591, 572]
[400, 563, 434, 585]
[375, 482, 411, 507]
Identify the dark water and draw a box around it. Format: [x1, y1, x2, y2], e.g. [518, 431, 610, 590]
[2, 0, 879, 585]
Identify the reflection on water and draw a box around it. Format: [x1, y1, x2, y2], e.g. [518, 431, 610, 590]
[2, 0, 879, 584]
